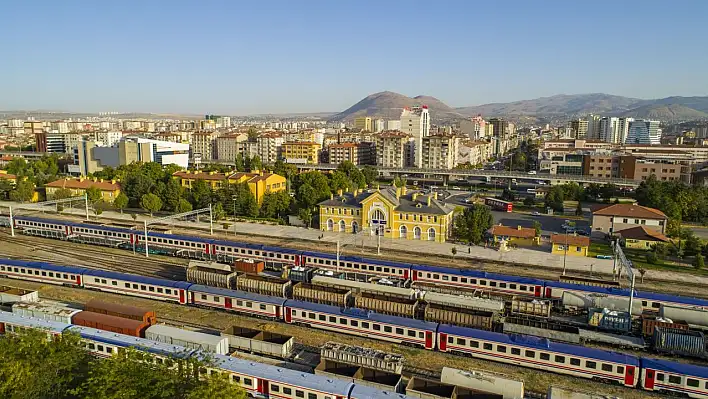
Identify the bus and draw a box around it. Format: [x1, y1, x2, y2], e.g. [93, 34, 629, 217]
[485, 197, 513, 212]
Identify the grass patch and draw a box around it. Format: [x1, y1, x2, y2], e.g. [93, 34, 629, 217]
[589, 242, 708, 276]
[588, 242, 613, 258]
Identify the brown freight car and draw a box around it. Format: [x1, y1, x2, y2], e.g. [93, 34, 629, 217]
[233, 259, 265, 274]
[84, 299, 157, 324]
[72, 311, 149, 337]
[641, 313, 690, 337]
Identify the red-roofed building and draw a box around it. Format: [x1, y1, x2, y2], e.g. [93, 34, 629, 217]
[45, 177, 121, 203]
[591, 203, 668, 236]
[489, 224, 539, 247]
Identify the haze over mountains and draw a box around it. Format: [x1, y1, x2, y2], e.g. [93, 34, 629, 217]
[330, 91, 708, 123]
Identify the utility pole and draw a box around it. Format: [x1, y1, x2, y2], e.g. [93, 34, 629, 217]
[232, 195, 237, 236]
[562, 229, 568, 276]
[144, 220, 149, 258]
[209, 203, 213, 236]
[84, 193, 89, 220]
[9, 206, 14, 237]
[377, 227, 381, 255]
[336, 240, 340, 273]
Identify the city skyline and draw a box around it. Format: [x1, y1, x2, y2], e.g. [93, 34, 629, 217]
[3, 0, 708, 114]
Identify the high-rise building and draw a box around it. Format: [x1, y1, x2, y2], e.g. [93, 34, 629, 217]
[328, 142, 375, 165]
[617, 117, 634, 144]
[422, 134, 459, 169]
[695, 125, 708, 139]
[375, 131, 413, 168]
[600, 117, 621, 143]
[627, 120, 661, 145]
[93, 131, 122, 147]
[72, 138, 190, 176]
[400, 106, 430, 168]
[570, 119, 589, 139]
[460, 116, 487, 140]
[586, 114, 601, 140]
[216, 133, 248, 161]
[354, 117, 372, 132]
[50, 121, 69, 134]
[488, 118, 507, 138]
[386, 120, 401, 131]
[373, 119, 385, 133]
[191, 131, 220, 161]
[257, 132, 285, 165]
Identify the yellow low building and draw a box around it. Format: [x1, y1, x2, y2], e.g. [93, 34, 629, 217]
[0, 170, 17, 184]
[617, 226, 670, 250]
[45, 177, 121, 203]
[281, 142, 321, 164]
[551, 234, 590, 256]
[173, 170, 287, 204]
[489, 225, 538, 246]
[318, 187, 455, 243]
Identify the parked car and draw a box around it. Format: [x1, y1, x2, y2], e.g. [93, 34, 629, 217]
[528, 171, 537, 175]
[532, 211, 541, 216]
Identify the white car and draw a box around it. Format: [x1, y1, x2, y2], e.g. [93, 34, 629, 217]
[532, 211, 541, 216]
[528, 171, 537, 175]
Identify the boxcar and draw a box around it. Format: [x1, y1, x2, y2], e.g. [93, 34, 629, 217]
[72, 311, 149, 337]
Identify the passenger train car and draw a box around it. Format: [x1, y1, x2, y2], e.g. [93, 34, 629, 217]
[0, 311, 411, 399]
[2, 258, 708, 397]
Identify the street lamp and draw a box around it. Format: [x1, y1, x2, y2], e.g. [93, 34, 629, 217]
[232, 195, 238, 236]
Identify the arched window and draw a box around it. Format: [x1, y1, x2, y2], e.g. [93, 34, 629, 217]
[352, 221, 359, 234]
[413, 226, 422, 239]
[371, 209, 386, 224]
[339, 220, 346, 232]
[399, 225, 408, 238]
[427, 227, 436, 241]
[326, 219, 334, 231]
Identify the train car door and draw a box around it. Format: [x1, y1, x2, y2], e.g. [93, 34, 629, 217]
[425, 331, 433, 349]
[643, 369, 655, 390]
[257, 379, 269, 395]
[624, 365, 636, 387]
[545, 287, 552, 298]
[412, 271, 419, 281]
[179, 290, 186, 304]
[284, 307, 292, 323]
[224, 298, 232, 310]
[439, 333, 447, 351]
[76, 275, 82, 286]
[0, 322, 5, 334]
[534, 286, 542, 297]
[275, 306, 281, 319]
[403, 268, 409, 279]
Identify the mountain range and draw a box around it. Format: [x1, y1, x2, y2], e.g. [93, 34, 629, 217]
[330, 92, 708, 123]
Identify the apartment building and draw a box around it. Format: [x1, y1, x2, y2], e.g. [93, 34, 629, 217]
[216, 133, 248, 161]
[354, 117, 372, 132]
[458, 140, 493, 166]
[256, 132, 284, 165]
[400, 106, 430, 168]
[460, 116, 487, 140]
[328, 142, 375, 165]
[375, 131, 413, 168]
[191, 131, 220, 161]
[281, 142, 321, 164]
[422, 134, 459, 169]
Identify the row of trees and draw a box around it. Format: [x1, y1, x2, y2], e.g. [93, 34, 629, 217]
[543, 182, 622, 212]
[635, 175, 708, 225]
[0, 329, 245, 399]
[0, 155, 63, 203]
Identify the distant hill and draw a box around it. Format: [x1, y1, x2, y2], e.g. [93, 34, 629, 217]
[329, 91, 464, 122]
[619, 104, 708, 120]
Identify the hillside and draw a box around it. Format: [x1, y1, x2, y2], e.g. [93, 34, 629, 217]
[619, 104, 708, 120]
[329, 91, 464, 122]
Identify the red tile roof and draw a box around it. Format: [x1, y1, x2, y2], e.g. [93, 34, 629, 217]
[46, 178, 120, 191]
[551, 234, 590, 247]
[616, 226, 670, 242]
[172, 171, 228, 181]
[592, 203, 667, 219]
[490, 225, 536, 239]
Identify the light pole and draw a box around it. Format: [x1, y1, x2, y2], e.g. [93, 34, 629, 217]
[232, 195, 237, 236]
[562, 228, 568, 276]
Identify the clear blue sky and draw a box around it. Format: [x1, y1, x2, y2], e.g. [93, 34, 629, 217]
[3, 0, 708, 115]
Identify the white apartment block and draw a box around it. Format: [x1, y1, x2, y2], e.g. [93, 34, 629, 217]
[374, 119, 385, 133]
[257, 132, 284, 164]
[460, 116, 487, 140]
[458, 140, 493, 166]
[400, 106, 430, 168]
[191, 131, 220, 160]
[63, 132, 86, 154]
[386, 120, 401, 131]
[617, 117, 634, 144]
[93, 131, 122, 147]
[422, 135, 459, 169]
[600, 117, 620, 143]
[51, 121, 69, 134]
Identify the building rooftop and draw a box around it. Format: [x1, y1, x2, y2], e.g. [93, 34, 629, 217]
[318, 188, 454, 215]
[173, 171, 228, 181]
[489, 225, 536, 239]
[45, 177, 120, 191]
[592, 203, 667, 219]
[616, 225, 670, 242]
[550, 233, 590, 247]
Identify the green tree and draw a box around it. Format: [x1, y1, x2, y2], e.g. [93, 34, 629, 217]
[0, 329, 93, 399]
[190, 179, 213, 209]
[140, 193, 163, 216]
[52, 187, 74, 200]
[298, 207, 313, 228]
[113, 192, 129, 214]
[293, 171, 330, 202]
[162, 178, 183, 211]
[186, 372, 247, 399]
[501, 188, 515, 202]
[297, 183, 320, 209]
[533, 220, 542, 237]
[654, 243, 668, 259]
[685, 232, 702, 256]
[247, 126, 259, 141]
[260, 190, 292, 219]
[544, 185, 564, 212]
[211, 202, 225, 221]
[451, 246, 457, 259]
[250, 155, 263, 171]
[93, 200, 107, 219]
[523, 196, 535, 206]
[392, 176, 407, 188]
[360, 165, 378, 186]
[85, 186, 103, 204]
[337, 161, 366, 189]
[452, 204, 494, 244]
[124, 174, 154, 207]
[0, 179, 13, 200]
[329, 171, 351, 192]
[272, 159, 297, 181]
[575, 201, 583, 216]
[176, 198, 193, 213]
[695, 254, 705, 269]
[234, 154, 245, 172]
[9, 180, 35, 203]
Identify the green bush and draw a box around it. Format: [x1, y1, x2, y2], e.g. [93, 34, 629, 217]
[645, 252, 659, 264]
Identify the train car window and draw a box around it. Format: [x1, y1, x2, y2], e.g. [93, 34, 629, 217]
[510, 284, 517, 289]
[442, 275, 449, 281]
[641, 301, 647, 306]
[468, 340, 478, 348]
[157, 288, 163, 293]
[353, 264, 360, 269]
[520, 286, 527, 291]
[213, 296, 220, 302]
[652, 302, 661, 309]
[88, 343, 95, 350]
[384, 326, 392, 333]
[94, 278, 100, 283]
[426, 273, 431, 278]
[511, 348, 521, 355]
[20, 268, 26, 274]
[433, 274, 439, 279]
[384, 268, 390, 273]
[0, 266, 4, 271]
[101, 279, 107, 284]
[555, 356, 565, 363]
[140, 285, 146, 291]
[351, 320, 358, 327]
[35, 270, 40, 275]
[271, 385, 280, 392]
[687, 379, 699, 387]
[308, 313, 315, 319]
[500, 283, 507, 288]
[308, 393, 317, 399]
[112, 281, 117, 286]
[329, 316, 336, 323]
[362, 322, 369, 329]
[63, 274, 68, 279]
[97, 345, 104, 351]
[237, 301, 243, 306]
[125, 283, 130, 288]
[295, 390, 304, 398]
[601, 364, 612, 372]
[283, 387, 292, 395]
[586, 361, 596, 369]
[704, 381, 708, 389]
[497, 345, 506, 353]
[106, 347, 113, 354]
[570, 358, 580, 366]
[376, 267, 382, 272]
[449, 337, 455, 344]
[319, 315, 326, 321]
[407, 330, 416, 337]
[461, 278, 469, 283]
[246, 302, 252, 308]
[525, 350, 535, 358]
[395, 328, 404, 335]
[451, 277, 458, 282]
[149, 287, 155, 292]
[540, 353, 550, 361]
[668, 376, 682, 384]
[232, 375, 241, 382]
[373, 324, 381, 331]
[133, 284, 139, 289]
[398, 270, 403, 274]
[165, 289, 172, 295]
[483, 343, 492, 350]
[617, 366, 624, 374]
[243, 378, 252, 386]
[490, 282, 497, 287]
[418, 332, 424, 339]
[480, 280, 487, 286]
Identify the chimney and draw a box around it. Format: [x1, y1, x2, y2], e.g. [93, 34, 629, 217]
[111, 179, 116, 184]
[79, 177, 84, 182]
[517, 225, 522, 230]
[427, 196, 431, 207]
[330, 193, 334, 200]
[337, 189, 343, 196]
[396, 187, 401, 199]
[402, 186, 407, 196]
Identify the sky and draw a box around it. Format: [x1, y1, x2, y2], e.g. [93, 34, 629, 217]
[3, 0, 708, 115]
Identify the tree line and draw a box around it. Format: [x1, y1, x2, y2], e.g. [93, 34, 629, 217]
[0, 155, 62, 203]
[0, 329, 245, 399]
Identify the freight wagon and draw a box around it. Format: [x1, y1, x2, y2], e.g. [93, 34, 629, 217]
[312, 275, 416, 300]
[72, 311, 149, 337]
[660, 304, 708, 329]
[641, 313, 689, 337]
[355, 293, 419, 318]
[421, 292, 505, 314]
[405, 377, 502, 399]
[84, 299, 156, 324]
[653, 327, 707, 359]
[316, 360, 405, 394]
[186, 262, 239, 289]
[0, 286, 39, 304]
[236, 274, 292, 298]
[221, 326, 294, 358]
[233, 259, 265, 274]
[587, 308, 632, 333]
[145, 324, 229, 355]
[441, 367, 524, 399]
[12, 300, 81, 324]
[292, 282, 351, 307]
[320, 341, 405, 375]
[424, 304, 495, 330]
[509, 299, 551, 318]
